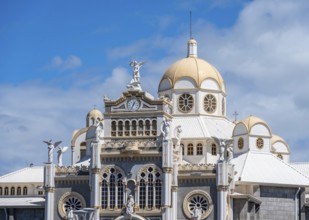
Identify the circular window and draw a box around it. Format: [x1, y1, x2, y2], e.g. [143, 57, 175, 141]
[58, 192, 86, 218]
[277, 154, 283, 160]
[204, 94, 217, 113]
[183, 190, 213, 219]
[178, 94, 194, 113]
[238, 137, 244, 150]
[256, 138, 264, 149]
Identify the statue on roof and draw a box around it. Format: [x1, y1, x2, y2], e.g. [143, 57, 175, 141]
[127, 60, 145, 91]
[95, 119, 104, 141]
[43, 140, 62, 163]
[212, 137, 233, 161]
[57, 146, 68, 166]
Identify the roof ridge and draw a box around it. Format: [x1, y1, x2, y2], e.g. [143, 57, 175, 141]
[271, 154, 309, 182]
[0, 166, 43, 179]
[238, 152, 250, 181]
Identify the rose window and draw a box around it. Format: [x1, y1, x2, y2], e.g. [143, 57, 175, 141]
[64, 196, 82, 212]
[183, 190, 213, 219]
[188, 194, 209, 214]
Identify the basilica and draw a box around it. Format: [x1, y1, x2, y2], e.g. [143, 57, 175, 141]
[1, 38, 309, 220]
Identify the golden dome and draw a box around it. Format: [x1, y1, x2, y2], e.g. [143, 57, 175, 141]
[158, 39, 225, 92]
[271, 134, 288, 146]
[87, 108, 103, 119]
[239, 115, 271, 135]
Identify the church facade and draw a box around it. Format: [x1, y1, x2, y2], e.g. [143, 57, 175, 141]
[1, 38, 309, 220]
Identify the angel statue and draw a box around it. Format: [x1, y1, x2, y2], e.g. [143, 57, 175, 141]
[212, 137, 233, 161]
[161, 118, 171, 141]
[43, 140, 62, 163]
[57, 146, 68, 166]
[127, 60, 145, 90]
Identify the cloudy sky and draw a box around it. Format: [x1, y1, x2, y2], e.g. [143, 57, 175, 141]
[1, 0, 309, 175]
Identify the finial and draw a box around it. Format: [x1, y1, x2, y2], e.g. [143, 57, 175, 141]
[127, 60, 145, 91]
[190, 11, 192, 39]
[233, 111, 239, 122]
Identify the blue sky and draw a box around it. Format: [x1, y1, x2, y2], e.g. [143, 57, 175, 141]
[1, 0, 309, 175]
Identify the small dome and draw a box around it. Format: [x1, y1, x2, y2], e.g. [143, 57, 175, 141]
[158, 39, 225, 93]
[271, 134, 288, 146]
[239, 115, 271, 135]
[86, 107, 103, 127]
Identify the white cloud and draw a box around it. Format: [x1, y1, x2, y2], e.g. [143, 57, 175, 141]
[51, 55, 82, 71]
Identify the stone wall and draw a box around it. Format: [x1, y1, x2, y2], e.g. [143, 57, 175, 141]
[177, 178, 216, 220]
[259, 186, 297, 220]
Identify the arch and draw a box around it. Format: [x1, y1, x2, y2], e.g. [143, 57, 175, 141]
[211, 144, 217, 156]
[201, 78, 220, 91]
[4, 187, 8, 195]
[131, 120, 137, 136]
[0, 187, 2, 195]
[17, 187, 21, 195]
[174, 77, 197, 89]
[196, 143, 203, 155]
[23, 186, 28, 195]
[11, 187, 15, 195]
[187, 143, 194, 155]
[158, 78, 172, 92]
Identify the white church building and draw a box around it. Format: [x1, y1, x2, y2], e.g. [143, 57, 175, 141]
[1, 38, 309, 220]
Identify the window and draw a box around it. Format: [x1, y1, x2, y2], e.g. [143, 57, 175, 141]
[181, 144, 184, 155]
[211, 144, 217, 156]
[0, 187, 2, 195]
[23, 187, 27, 195]
[101, 167, 124, 210]
[196, 143, 203, 155]
[178, 94, 194, 113]
[125, 121, 130, 136]
[17, 187, 21, 195]
[277, 154, 283, 160]
[204, 94, 217, 113]
[4, 187, 8, 195]
[187, 143, 194, 155]
[138, 166, 162, 210]
[256, 138, 264, 149]
[38, 191, 43, 195]
[131, 120, 137, 136]
[238, 137, 244, 150]
[11, 187, 15, 195]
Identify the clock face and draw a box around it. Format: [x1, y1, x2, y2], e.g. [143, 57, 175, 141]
[127, 99, 140, 111]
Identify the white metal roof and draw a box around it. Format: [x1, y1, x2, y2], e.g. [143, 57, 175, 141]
[230, 152, 309, 187]
[290, 163, 309, 178]
[172, 116, 234, 139]
[0, 197, 45, 207]
[0, 166, 43, 183]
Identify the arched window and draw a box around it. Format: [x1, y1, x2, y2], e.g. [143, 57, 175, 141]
[138, 166, 162, 210]
[23, 187, 27, 195]
[152, 120, 157, 136]
[124, 121, 130, 136]
[118, 121, 123, 136]
[101, 167, 124, 210]
[131, 120, 137, 136]
[197, 143, 203, 155]
[145, 120, 150, 136]
[211, 144, 217, 156]
[187, 143, 194, 155]
[138, 120, 143, 136]
[0, 187, 2, 195]
[181, 144, 184, 155]
[17, 187, 21, 195]
[111, 121, 117, 137]
[4, 187, 9, 195]
[11, 187, 15, 195]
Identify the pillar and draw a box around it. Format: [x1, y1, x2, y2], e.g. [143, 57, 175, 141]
[90, 140, 101, 220]
[217, 160, 228, 220]
[44, 163, 55, 220]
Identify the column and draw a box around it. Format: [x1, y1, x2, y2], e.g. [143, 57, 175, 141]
[90, 141, 101, 220]
[216, 160, 228, 220]
[44, 163, 55, 220]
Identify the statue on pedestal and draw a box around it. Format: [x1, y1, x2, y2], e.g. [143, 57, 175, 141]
[126, 194, 135, 215]
[43, 140, 62, 163]
[161, 118, 171, 141]
[127, 60, 145, 91]
[57, 146, 68, 166]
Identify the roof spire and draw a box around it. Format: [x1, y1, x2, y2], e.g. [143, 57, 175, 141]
[187, 11, 197, 57]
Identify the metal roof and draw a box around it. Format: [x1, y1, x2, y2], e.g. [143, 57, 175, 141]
[0, 166, 43, 183]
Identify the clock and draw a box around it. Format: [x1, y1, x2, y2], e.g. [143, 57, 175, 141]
[127, 99, 140, 111]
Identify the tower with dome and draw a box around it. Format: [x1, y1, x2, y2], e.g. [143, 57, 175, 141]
[1, 38, 309, 220]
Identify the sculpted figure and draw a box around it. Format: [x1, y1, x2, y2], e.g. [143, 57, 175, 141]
[126, 194, 135, 215]
[127, 60, 145, 90]
[43, 140, 62, 163]
[174, 125, 182, 148]
[161, 118, 170, 141]
[95, 120, 103, 141]
[67, 207, 74, 220]
[57, 146, 68, 166]
[192, 207, 201, 220]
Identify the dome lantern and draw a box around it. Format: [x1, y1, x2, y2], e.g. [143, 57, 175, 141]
[187, 38, 198, 58]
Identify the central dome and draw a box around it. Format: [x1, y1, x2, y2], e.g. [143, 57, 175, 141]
[158, 39, 225, 93]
